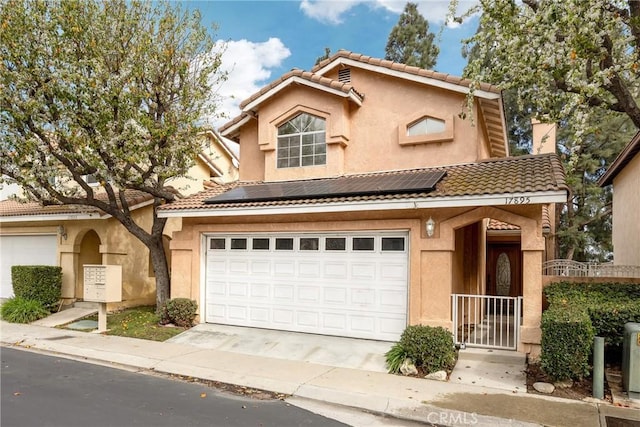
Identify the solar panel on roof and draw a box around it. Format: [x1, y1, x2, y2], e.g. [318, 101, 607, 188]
[204, 170, 446, 205]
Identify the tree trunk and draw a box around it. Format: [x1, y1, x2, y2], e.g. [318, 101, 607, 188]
[148, 232, 170, 309]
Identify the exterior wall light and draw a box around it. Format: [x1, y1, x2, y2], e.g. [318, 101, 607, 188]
[58, 225, 67, 240]
[425, 217, 435, 237]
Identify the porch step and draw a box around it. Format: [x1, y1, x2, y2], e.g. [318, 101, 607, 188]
[451, 347, 527, 392]
[457, 347, 526, 365]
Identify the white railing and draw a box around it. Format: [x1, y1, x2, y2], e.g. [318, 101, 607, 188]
[452, 294, 522, 351]
[543, 259, 640, 278]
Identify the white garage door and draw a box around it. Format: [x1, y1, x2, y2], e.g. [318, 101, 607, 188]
[204, 232, 408, 341]
[0, 235, 58, 298]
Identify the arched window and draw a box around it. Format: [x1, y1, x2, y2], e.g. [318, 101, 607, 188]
[277, 113, 326, 168]
[406, 117, 446, 136]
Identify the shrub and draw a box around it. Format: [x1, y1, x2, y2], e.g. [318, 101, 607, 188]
[11, 265, 62, 311]
[398, 325, 456, 374]
[0, 297, 49, 323]
[385, 343, 409, 374]
[158, 298, 197, 327]
[540, 306, 595, 381]
[544, 282, 640, 349]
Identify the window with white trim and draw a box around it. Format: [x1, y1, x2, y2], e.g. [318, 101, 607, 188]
[277, 113, 326, 168]
[82, 174, 100, 186]
[406, 117, 446, 136]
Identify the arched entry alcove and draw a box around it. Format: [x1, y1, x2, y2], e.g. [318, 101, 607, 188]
[75, 230, 102, 300]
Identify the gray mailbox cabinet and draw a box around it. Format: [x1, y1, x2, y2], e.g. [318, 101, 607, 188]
[623, 322, 640, 400]
[83, 265, 122, 303]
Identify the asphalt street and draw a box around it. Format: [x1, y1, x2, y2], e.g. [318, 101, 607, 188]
[1, 347, 347, 427]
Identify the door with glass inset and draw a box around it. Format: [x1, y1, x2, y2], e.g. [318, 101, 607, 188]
[487, 244, 522, 297]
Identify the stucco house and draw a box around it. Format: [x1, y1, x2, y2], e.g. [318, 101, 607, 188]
[159, 51, 568, 357]
[0, 130, 239, 307]
[598, 131, 640, 267]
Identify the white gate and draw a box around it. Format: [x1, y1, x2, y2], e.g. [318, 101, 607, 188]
[452, 294, 522, 350]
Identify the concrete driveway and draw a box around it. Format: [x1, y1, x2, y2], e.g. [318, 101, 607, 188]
[166, 324, 392, 373]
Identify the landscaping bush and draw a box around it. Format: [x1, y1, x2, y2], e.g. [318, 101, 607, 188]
[158, 298, 197, 327]
[0, 297, 49, 323]
[540, 305, 595, 381]
[544, 282, 640, 349]
[385, 342, 409, 374]
[398, 325, 456, 374]
[11, 265, 62, 311]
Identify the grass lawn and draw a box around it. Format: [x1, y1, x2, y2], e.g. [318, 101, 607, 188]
[81, 306, 186, 341]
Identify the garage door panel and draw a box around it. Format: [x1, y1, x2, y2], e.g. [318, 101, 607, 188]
[250, 261, 271, 274]
[250, 283, 270, 299]
[0, 235, 57, 298]
[297, 311, 319, 327]
[274, 261, 295, 276]
[228, 282, 248, 297]
[273, 284, 294, 301]
[273, 309, 294, 325]
[351, 262, 376, 279]
[249, 307, 269, 322]
[205, 232, 408, 341]
[323, 313, 346, 330]
[323, 287, 347, 304]
[350, 315, 376, 333]
[227, 305, 248, 321]
[324, 262, 347, 277]
[298, 261, 320, 276]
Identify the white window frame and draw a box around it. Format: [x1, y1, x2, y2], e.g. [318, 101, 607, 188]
[276, 113, 326, 168]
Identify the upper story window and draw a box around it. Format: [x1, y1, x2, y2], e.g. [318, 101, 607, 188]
[82, 174, 100, 187]
[406, 117, 446, 137]
[277, 113, 326, 168]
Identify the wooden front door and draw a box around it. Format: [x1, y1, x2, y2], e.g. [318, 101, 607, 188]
[487, 244, 522, 297]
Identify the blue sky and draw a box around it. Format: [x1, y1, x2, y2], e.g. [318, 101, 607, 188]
[185, 1, 479, 126]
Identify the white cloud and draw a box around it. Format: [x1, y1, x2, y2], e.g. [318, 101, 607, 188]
[299, 0, 362, 25]
[300, 0, 478, 26]
[209, 38, 291, 128]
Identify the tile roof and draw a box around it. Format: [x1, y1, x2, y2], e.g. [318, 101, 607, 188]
[312, 50, 501, 95]
[238, 68, 362, 110]
[159, 153, 567, 212]
[0, 189, 154, 219]
[487, 219, 520, 231]
[219, 69, 363, 135]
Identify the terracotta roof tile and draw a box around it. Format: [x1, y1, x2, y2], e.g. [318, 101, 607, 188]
[0, 189, 154, 218]
[159, 153, 567, 212]
[237, 69, 361, 110]
[311, 50, 500, 94]
[487, 219, 520, 231]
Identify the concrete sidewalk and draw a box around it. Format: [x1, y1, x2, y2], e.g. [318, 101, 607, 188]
[1, 321, 638, 427]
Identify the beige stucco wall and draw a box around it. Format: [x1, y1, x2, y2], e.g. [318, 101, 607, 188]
[1, 206, 182, 309]
[170, 203, 546, 355]
[238, 67, 489, 182]
[612, 153, 640, 266]
[168, 134, 239, 195]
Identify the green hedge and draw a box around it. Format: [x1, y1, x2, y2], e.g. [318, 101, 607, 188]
[544, 282, 640, 349]
[11, 265, 62, 311]
[540, 305, 595, 381]
[398, 325, 456, 374]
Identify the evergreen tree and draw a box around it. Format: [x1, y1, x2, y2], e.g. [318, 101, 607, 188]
[385, 2, 439, 69]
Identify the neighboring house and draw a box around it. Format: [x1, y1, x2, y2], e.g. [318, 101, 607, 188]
[0, 130, 239, 306]
[598, 131, 640, 267]
[159, 51, 568, 357]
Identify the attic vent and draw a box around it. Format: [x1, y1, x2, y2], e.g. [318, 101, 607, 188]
[338, 68, 351, 83]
